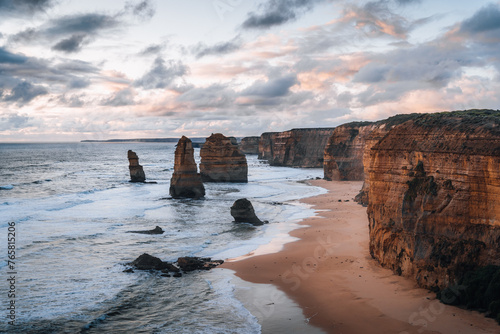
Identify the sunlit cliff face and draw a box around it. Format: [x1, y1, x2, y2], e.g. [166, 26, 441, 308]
[1, 0, 499, 142]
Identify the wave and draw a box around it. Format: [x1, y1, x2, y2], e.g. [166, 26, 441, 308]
[0, 184, 14, 190]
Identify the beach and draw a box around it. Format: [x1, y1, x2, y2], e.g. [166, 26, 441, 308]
[223, 180, 500, 334]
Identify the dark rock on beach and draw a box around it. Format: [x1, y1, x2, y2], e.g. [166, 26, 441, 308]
[127, 226, 164, 235]
[177, 257, 224, 272]
[129, 253, 171, 271]
[230, 198, 266, 226]
[127, 253, 223, 275]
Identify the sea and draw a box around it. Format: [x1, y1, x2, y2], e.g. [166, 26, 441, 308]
[0, 142, 325, 334]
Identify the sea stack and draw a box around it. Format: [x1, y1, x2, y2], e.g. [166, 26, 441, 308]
[199, 133, 248, 183]
[169, 136, 205, 199]
[230, 199, 265, 226]
[128, 150, 146, 183]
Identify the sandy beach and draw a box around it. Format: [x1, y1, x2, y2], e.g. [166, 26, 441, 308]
[222, 180, 500, 334]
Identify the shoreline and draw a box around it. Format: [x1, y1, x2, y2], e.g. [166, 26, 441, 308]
[222, 180, 499, 333]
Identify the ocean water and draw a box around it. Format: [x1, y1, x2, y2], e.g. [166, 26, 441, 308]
[0, 142, 325, 333]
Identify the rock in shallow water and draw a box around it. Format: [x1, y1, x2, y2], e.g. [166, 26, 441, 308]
[230, 198, 266, 226]
[126, 253, 223, 275]
[126, 226, 164, 235]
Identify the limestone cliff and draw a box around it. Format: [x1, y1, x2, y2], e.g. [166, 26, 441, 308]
[239, 137, 260, 155]
[169, 136, 205, 199]
[323, 122, 375, 181]
[366, 110, 500, 289]
[259, 128, 335, 168]
[128, 150, 146, 183]
[258, 132, 278, 161]
[200, 133, 248, 183]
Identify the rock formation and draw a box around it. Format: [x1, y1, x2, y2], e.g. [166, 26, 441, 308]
[169, 136, 205, 199]
[258, 132, 278, 161]
[128, 150, 146, 182]
[199, 133, 248, 183]
[176, 257, 224, 272]
[127, 254, 223, 275]
[239, 136, 260, 155]
[259, 128, 335, 168]
[366, 110, 500, 290]
[323, 122, 375, 181]
[127, 226, 164, 235]
[128, 253, 179, 272]
[230, 198, 266, 226]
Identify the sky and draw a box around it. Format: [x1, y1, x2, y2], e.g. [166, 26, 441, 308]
[0, 0, 499, 142]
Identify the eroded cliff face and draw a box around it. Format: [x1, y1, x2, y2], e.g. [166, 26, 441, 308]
[169, 136, 205, 198]
[200, 133, 248, 183]
[258, 132, 278, 160]
[323, 122, 375, 181]
[239, 137, 260, 155]
[259, 128, 335, 167]
[367, 111, 500, 289]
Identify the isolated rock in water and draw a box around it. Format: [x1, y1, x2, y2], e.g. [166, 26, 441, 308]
[200, 133, 248, 183]
[230, 198, 265, 226]
[169, 136, 205, 199]
[129, 253, 169, 270]
[128, 150, 146, 183]
[176, 257, 224, 272]
[127, 226, 164, 235]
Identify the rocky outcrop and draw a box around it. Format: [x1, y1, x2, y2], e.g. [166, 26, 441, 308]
[230, 198, 266, 226]
[126, 253, 223, 275]
[177, 257, 224, 272]
[128, 150, 146, 182]
[260, 128, 335, 167]
[367, 110, 500, 290]
[258, 132, 278, 160]
[323, 122, 375, 181]
[239, 136, 260, 155]
[127, 226, 164, 235]
[199, 133, 248, 183]
[169, 136, 205, 199]
[128, 253, 179, 272]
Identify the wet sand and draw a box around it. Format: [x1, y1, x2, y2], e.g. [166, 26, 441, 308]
[222, 180, 499, 334]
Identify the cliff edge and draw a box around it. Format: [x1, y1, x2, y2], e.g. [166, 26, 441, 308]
[366, 110, 500, 289]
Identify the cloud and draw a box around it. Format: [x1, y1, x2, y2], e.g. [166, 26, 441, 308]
[134, 57, 189, 90]
[340, 0, 424, 39]
[125, 0, 156, 21]
[0, 47, 28, 64]
[193, 37, 242, 59]
[51, 34, 88, 53]
[101, 88, 136, 106]
[0, 0, 55, 17]
[242, 0, 328, 29]
[3, 81, 48, 104]
[241, 74, 298, 98]
[45, 13, 120, 37]
[459, 3, 500, 34]
[0, 112, 32, 130]
[10, 12, 121, 53]
[138, 43, 164, 56]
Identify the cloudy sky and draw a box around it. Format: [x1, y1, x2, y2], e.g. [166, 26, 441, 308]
[1, 0, 499, 142]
